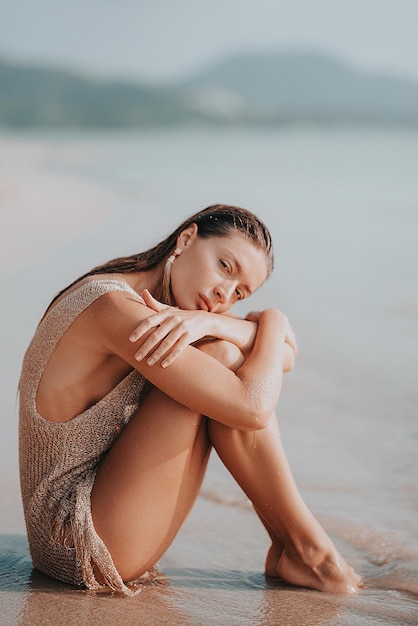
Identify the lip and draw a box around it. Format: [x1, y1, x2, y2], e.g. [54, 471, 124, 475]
[198, 294, 212, 312]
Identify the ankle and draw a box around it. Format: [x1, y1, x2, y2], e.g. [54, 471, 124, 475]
[289, 534, 334, 570]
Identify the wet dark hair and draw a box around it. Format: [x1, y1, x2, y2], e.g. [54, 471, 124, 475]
[48, 204, 274, 308]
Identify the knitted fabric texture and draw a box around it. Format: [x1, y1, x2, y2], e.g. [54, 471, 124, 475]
[19, 279, 149, 595]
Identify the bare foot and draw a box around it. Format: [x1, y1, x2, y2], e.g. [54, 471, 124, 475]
[265, 542, 284, 578]
[265, 542, 361, 594]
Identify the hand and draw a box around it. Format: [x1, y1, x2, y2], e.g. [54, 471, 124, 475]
[247, 310, 298, 371]
[129, 290, 214, 368]
[284, 318, 298, 359]
[282, 343, 296, 373]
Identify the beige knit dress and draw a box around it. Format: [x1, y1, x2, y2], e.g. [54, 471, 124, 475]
[19, 279, 150, 595]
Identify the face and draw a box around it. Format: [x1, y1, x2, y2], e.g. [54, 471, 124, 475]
[170, 226, 268, 313]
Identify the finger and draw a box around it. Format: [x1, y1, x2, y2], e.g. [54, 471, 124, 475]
[285, 336, 298, 356]
[245, 311, 260, 322]
[285, 326, 298, 353]
[134, 321, 182, 361]
[291, 333, 299, 355]
[160, 337, 190, 368]
[129, 310, 171, 342]
[144, 328, 184, 365]
[143, 328, 186, 366]
[141, 289, 167, 312]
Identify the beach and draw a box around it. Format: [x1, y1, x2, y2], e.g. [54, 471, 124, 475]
[1, 129, 417, 625]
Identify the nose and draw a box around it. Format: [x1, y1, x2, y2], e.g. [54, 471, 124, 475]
[214, 280, 236, 305]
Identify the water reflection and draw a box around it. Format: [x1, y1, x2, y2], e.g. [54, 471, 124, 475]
[0, 535, 190, 626]
[1, 535, 417, 626]
[164, 567, 344, 625]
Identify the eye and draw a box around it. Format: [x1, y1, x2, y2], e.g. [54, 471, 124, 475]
[220, 259, 230, 273]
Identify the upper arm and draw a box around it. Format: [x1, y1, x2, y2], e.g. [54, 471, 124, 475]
[92, 291, 267, 430]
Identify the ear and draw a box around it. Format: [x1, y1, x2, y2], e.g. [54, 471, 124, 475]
[176, 223, 198, 251]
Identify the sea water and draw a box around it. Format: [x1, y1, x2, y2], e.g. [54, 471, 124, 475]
[0, 127, 417, 624]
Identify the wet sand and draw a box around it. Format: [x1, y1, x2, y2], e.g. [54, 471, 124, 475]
[2, 488, 418, 626]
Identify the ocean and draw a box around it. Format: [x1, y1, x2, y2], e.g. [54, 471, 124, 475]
[0, 126, 417, 624]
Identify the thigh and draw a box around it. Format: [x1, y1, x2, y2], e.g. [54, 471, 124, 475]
[91, 386, 211, 582]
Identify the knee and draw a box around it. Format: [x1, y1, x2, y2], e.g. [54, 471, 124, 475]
[208, 418, 258, 449]
[196, 339, 244, 371]
[208, 409, 275, 442]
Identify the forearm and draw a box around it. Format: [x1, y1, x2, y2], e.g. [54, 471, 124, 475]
[102, 293, 291, 431]
[235, 309, 287, 419]
[209, 313, 258, 354]
[208, 309, 295, 373]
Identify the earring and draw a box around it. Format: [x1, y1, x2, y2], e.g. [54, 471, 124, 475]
[166, 247, 182, 265]
[162, 248, 182, 304]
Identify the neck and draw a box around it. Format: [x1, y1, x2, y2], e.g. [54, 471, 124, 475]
[125, 264, 165, 298]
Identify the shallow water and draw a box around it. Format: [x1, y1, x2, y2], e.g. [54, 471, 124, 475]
[1, 127, 417, 624]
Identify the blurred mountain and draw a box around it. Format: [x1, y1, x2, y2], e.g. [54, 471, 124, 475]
[181, 52, 418, 123]
[1, 52, 418, 127]
[0, 58, 196, 127]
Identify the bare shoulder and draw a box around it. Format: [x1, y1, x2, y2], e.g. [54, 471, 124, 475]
[87, 288, 151, 336]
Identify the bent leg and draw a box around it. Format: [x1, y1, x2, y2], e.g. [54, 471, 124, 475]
[91, 339, 243, 583]
[91, 387, 211, 581]
[208, 415, 361, 594]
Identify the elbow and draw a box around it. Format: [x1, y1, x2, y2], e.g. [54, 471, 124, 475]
[239, 403, 273, 431]
[234, 372, 282, 431]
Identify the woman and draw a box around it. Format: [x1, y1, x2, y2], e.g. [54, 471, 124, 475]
[19, 204, 361, 596]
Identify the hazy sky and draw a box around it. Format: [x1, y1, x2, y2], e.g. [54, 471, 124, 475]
[1, 0, 418, 83]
